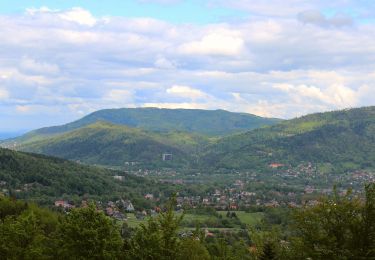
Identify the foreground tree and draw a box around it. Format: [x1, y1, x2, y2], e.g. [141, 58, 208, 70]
[0, 204, 59, 259]
[58, 204, 122, 259]
[124, 196, 211, 260]
[289, 184, 375, 260]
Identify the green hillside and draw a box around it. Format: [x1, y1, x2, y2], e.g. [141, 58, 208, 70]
[11, 107, 281, 139]
[202, 106, 375, 172]
[0, 147, 153, 204]
[13, 121, 207, 168]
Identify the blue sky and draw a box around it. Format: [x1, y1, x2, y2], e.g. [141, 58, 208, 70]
[0, 0, 248, 24]
[0, 0, 375, 131]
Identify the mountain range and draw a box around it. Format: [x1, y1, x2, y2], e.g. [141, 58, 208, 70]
[1, 108, 280, 168]
[202, 106, 375, 172]
[2, 106, 375, 173]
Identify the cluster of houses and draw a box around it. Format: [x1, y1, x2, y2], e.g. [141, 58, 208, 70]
[54, 198, 136, 220]
[104, 199, 135, 220]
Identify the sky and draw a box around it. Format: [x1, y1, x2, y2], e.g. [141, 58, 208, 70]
[0, 0, 375, 131]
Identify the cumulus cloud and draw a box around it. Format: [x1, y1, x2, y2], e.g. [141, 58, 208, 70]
[0, 4, 375, 130]
[179, 29, 245, 56]
[273, 83, 358, 108]
[59, 7, 97, 26]
[166, 85, 207, 99]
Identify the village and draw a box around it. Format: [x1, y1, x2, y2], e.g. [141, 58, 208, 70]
[51, 163, 375, 225]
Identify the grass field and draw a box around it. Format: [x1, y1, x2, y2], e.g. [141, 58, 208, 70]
[125, 213, 147, 228]
[124, 211, 264, 229]
[218, 211, 264, 226]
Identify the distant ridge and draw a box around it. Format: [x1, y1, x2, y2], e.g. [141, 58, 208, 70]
[202, 106, 375, 172]
[0, 108, 280, 168]
[26, 107, 282, 137]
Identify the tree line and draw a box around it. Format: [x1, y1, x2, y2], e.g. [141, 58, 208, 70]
[1, 184, 374, 259]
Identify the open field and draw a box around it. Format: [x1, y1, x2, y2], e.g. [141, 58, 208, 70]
[218, 211, 264, 226]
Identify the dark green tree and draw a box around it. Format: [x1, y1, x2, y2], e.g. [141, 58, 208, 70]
[259, 241, 277, 260]
[58, 204, 122, 259]
[289, 185, 375, 259]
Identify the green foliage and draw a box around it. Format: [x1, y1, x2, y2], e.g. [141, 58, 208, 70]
[0, 197, 27, 220]
[178, 238, 211, 260]
[1, 108, 280, 169]
[203, 106, 375, 171]
[15, 107, 280, 137]
[0, 148, 153, 204]
[124, 197, 184, 260]
[18, 122, 200, 168]
[288, 184, 375, 259]
[0, 202, 59, 259]
[57, 204, 122, 259]
[124, 197, 216, 260]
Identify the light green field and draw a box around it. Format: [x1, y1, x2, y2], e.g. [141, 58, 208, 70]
[125, 213, 147, 228]
[181, 213, 216, 223]
[124, 211, 263, 229]
[218, 211, 264, 226]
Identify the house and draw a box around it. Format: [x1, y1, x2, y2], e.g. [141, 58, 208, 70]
[269, 163, 285, 168]
[116, 199, 135, 212]
[54, 200, 74, 209]
[144, 194, 154, 200]
[162, 153, 173, 161]
[113, 175, 125, 181]
[125, 201, 135, 212]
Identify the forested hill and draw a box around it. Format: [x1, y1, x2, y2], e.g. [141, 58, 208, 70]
[202, 106, 375, 172]
[14, 121, 206, 168]
[9, 107, 281, 139]
[0, 148, 152, 204]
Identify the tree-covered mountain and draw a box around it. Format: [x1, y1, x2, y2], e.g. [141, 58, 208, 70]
[3, 107, 375, 173]
[0, 147, 156, 204]
[202, 106, 375, 172]
[12, 121, 207, 168]
[5, 108, 281, 141]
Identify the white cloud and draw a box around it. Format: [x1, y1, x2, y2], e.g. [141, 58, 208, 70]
[273, 83, 359, 108]
[0, 88, 9, 100]
[105, 89, 134, 104]
[142, 102, 208, 109]
[1, 4, 375, 130]
[19, 57, 60, 75]
[179, 29, 245, 56]
[154, 56, 176, 69]
[166, 85, 207, 99]
[15, 105, 32, 113]
[58, 7, 97, 26]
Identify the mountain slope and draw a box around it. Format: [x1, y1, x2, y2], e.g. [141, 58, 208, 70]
[202, 107, 375, 172]
[14, 122, 206, 168]
[10, 108, 281, 140]
[0, 148, 153, 204]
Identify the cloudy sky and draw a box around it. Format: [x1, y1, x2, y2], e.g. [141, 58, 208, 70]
[1, 0, 375, 131]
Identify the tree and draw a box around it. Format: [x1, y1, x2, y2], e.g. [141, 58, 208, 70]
[125, 196, 211, 259]
[125, 196, 183, 260]
[289, 185, 375, 259]
[259, 241, 277, 260]
[0, 196, 27, 220]
[178, 238, 210, 260]
[58, 204, 122, 259]
[0, 209, 56, 259]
